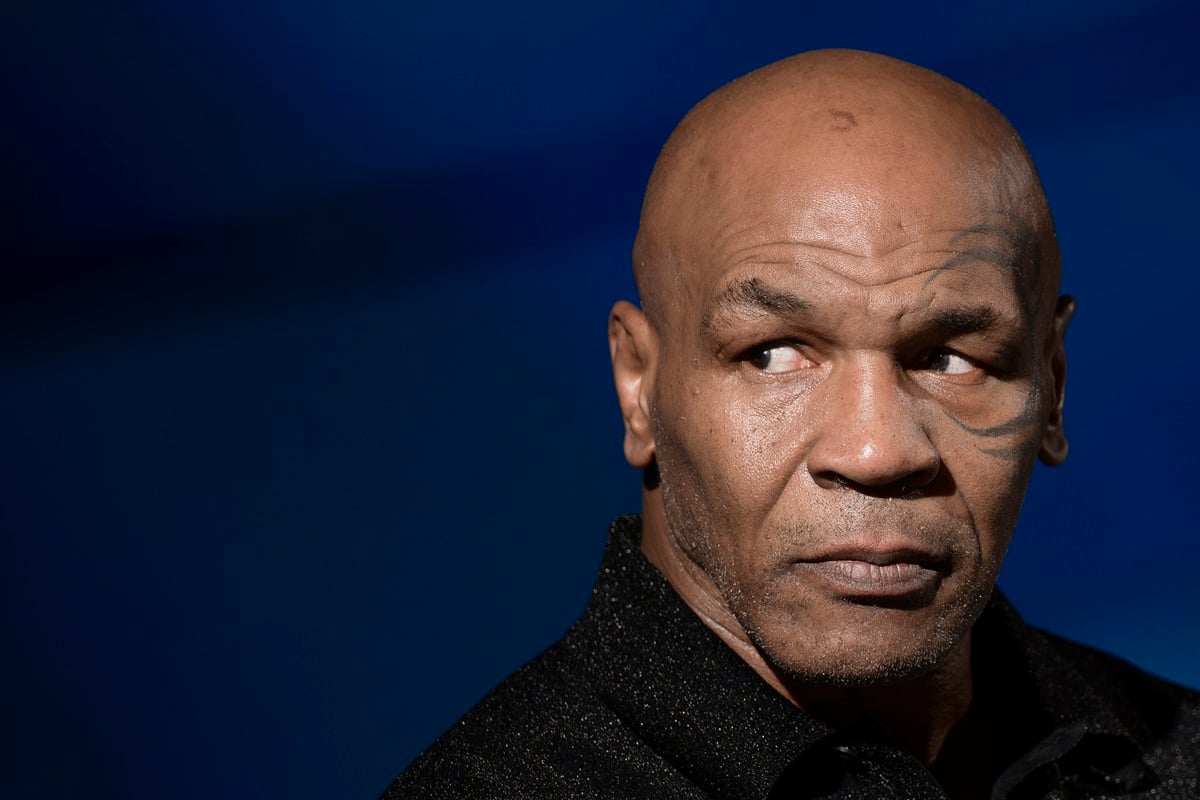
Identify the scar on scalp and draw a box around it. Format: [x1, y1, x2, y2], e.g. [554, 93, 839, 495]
[828, 109, 858, 131]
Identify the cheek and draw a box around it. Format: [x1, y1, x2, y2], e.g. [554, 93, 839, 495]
[671, 378, 808, 503]
[653, 377, 808, 562]
[940, 433, 1036, 563]
[723, 368, 823, 469]
[934, 377, 1046, 499]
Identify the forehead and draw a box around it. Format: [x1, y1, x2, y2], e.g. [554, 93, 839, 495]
[673, 172, 1037, 332]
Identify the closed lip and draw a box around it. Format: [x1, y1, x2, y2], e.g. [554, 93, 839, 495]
[797, 545, 950, 569]
[792, 544, 950, 601]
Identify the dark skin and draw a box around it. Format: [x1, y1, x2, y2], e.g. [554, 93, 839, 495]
[608, 50, 1074, 798]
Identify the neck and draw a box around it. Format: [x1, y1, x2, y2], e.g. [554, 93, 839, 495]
[799, 641, 975, 764]
[639, 494, 975, 765]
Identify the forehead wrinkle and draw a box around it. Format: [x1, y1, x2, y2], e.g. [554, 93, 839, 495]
[696, 259, 1027, 343]
[781, 254, 964, 291]
[710, 216, 927, 266]
[712, 241, 967, 295]
[686, 209, 1042, 336]
[693, 258, 959, 339]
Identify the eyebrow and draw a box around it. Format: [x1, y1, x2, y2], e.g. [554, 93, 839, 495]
[701, 277, 813, 335]
[928, 306, 1001, 336]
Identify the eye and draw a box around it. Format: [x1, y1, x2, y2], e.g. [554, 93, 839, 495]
[925, 350, 977, 376]
[745, 343, 817, 374]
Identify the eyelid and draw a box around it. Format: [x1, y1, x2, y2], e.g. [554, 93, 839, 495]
[738, 340, 821, 375]
[734, 338, 803, 361]
[933, 352, 977, 375]
[912, 332, 1013, 372]
[951, 345, 1024, 379]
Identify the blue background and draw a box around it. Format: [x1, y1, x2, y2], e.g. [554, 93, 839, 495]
[2, 2, 1198, 798]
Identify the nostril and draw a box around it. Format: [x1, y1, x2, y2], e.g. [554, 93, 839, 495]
[811, 471, 851, 492]
[814, 465, 940, 498]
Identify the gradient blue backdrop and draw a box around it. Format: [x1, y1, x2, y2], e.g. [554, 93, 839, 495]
[3, 2, 1198, 798]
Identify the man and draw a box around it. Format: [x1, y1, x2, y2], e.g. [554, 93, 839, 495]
[383, 49, 1199, 799]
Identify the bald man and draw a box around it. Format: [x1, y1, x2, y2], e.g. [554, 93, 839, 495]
[382, 50, 1199, 799]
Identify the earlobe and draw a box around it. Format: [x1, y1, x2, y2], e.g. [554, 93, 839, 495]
[1038, 295, 1076, 467]
[609, 301, 658, 469]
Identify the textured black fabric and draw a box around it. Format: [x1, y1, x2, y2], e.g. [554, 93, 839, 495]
[383, 517, 1200, 799]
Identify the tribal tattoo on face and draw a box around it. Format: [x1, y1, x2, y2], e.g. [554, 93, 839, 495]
[931, 212, 1054, 465]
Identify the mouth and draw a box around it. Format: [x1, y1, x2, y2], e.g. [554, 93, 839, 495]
[794, 547, 948, 605]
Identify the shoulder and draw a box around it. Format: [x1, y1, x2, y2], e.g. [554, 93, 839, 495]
[1035, 628, 1200, 779]
[379, 637, 703, 800]
[975, 593, 1200, 790]
[1043, 630, 1200, 721]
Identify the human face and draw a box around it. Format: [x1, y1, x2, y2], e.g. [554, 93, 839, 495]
[639, 153, 1070, 686]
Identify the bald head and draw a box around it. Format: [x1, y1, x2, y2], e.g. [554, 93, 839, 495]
[633, 49, 1059, 329]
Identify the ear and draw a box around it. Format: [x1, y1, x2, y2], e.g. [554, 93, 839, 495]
[609, 300, 658, 468]
[1038, 295, 1076, 466]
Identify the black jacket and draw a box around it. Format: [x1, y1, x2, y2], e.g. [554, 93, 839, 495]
[384, 517, 1200, 799]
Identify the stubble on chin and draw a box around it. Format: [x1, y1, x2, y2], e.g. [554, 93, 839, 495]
[744, 556, 998, 690]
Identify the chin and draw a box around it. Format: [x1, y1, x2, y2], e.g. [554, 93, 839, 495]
[746, 603, 978, 689]
[773, 645, 955, 688]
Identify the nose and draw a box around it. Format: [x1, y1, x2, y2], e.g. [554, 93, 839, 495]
[806, 355, 941, 496]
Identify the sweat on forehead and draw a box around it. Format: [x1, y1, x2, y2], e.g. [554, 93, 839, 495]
[632, 49, 1059, 328]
